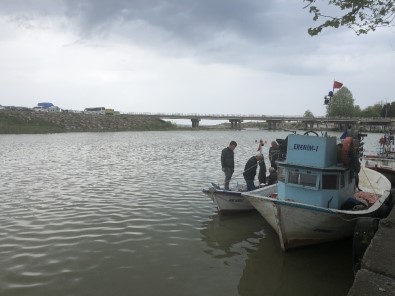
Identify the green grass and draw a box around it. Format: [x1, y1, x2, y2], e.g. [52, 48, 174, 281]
[0, 111, 180, 134]
[0, 112, 65, 134]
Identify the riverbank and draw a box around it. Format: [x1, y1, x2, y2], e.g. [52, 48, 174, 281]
[0, 110, 179, 133]
[0, 109, 387, 134]
[348, 204, 395, 295]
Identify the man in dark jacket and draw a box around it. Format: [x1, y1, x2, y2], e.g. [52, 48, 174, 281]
[269, 141, 280, 170]
[243, 153, 263, 191]
[267, 167, 278, 185]
[258, 155, 267, 184]
[221, 141, 237, 190]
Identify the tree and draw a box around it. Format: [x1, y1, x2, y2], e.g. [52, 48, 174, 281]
[304, 0, 395, 36]
[303, 110, 314, 118]
[353, 105, 362, 117]
[380, 101, 395, 117]
[327, 87, 356, 117]
[361, 103, 382, 117]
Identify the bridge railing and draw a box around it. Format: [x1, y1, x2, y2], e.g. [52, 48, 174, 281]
[120, 112, 393, 123]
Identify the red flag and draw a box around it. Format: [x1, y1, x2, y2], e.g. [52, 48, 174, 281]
[333, 81, 343, 89]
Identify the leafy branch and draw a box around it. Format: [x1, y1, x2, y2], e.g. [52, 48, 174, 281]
[304, 0, 395, 35]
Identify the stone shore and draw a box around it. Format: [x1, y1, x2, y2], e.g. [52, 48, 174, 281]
[0, 110, 175, 133]
[348, 207, 395, 295]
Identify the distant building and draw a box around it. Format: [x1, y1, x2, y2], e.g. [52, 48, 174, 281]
[105, 109, 114, 115]
[33, 106, 47, 112]
[48, 106, 61, 112]
[84, 107, 106, 115]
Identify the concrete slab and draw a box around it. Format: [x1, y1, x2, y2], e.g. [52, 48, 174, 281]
[348, 269, 395, 296]
[348, 207, 395, 295]
[362, 210, 395, 277]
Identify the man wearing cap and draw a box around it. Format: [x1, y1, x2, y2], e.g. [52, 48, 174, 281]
[221, 141, 237, 190]
[243, 153, 263, 191]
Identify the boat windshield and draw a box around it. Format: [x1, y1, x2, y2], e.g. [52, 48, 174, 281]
[322, 174, 344, 189]
[287, 170, 318, 188]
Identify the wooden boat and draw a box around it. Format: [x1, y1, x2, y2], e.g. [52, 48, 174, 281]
[202, 182, 256, 213]
[363, 132, 395, 185]
[242, 133, 392, 251]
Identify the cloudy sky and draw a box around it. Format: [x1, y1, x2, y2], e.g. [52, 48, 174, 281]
[0, 0, 394, 117]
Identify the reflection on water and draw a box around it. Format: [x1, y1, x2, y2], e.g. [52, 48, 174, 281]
[201, 212, 266, 259]
[200, 212, 354, 296]
[239, 235, 354, 296]
[0, 130, 368, 296]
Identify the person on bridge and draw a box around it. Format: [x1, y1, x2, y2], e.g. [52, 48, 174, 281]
[221, 141, 237, 190]
[243, 153, 263, 191]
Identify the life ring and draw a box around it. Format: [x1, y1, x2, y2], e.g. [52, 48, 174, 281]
[341, 137, 353, 165]
[379, 137, 386, 145]
[303, 130, 319, 136]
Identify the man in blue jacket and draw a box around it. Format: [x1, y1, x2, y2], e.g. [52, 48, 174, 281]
[221, 141, 237, 190]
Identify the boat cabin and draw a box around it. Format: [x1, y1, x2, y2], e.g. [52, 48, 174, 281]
[276, 134, 355, 209]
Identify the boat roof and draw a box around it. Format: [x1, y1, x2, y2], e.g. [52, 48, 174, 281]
[285, 134, 339, 169]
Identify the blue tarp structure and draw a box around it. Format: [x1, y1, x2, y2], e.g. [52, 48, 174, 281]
[340, 129, 349, 140]
[37, 102, 54, 108]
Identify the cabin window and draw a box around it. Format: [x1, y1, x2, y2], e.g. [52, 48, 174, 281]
[300, 173, 317, 187]
[288, 171, 299, 184]
[349, 170, 353, 184]
[277, 167, 285, 182]
[340, 173, 345, 188]
[287, 169, 318, 188]
[322, 174, 338, 189]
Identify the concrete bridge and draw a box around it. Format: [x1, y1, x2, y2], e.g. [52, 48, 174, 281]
[127, 112, 394, 130]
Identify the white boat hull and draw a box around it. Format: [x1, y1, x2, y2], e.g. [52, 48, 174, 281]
[244, 167, 391, 250]
[363, 156, 395, 185]
[203, 188, 254, 212]
[203, 184, 277, 213]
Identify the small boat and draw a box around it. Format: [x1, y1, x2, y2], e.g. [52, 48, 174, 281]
[202, 182, 261, 213]
[363, 132, 395, 185]
[242, 132, 392, 251]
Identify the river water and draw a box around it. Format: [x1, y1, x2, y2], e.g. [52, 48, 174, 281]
[0, 130, 382, 296]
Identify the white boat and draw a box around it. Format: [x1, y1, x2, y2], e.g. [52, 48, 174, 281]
[243, 133, 392, 251]
[202, 182, 264, 213]
[202, 183, 255, 213]
[363, 133, 395, 185]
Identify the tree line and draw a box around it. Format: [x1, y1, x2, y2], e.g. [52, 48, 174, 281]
[304, 86, 393, 118]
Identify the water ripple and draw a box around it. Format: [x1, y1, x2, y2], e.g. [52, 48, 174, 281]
[0, 131, 360, 296]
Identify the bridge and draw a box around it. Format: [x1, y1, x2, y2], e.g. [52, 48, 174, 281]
[127, 112, 394, 130]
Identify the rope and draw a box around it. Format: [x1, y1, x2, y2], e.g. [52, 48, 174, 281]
[359, 167, 384, 205]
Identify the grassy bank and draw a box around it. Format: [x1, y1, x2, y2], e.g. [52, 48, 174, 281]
[0, 110, 179, 134]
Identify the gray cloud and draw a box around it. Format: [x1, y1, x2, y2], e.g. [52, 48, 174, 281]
[0, 0, 319, 70]
[0, 0, 393, 115]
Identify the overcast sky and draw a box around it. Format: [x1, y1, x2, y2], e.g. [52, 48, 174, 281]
[0, 0, 394, 117]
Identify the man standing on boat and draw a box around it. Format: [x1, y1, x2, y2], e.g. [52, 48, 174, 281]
[267, 167, 278, 185]
[258, 154, 267, 185]
[221, 141, 237, 190]
[243, 153, 263, 191]
[269, 141, 280, 170]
